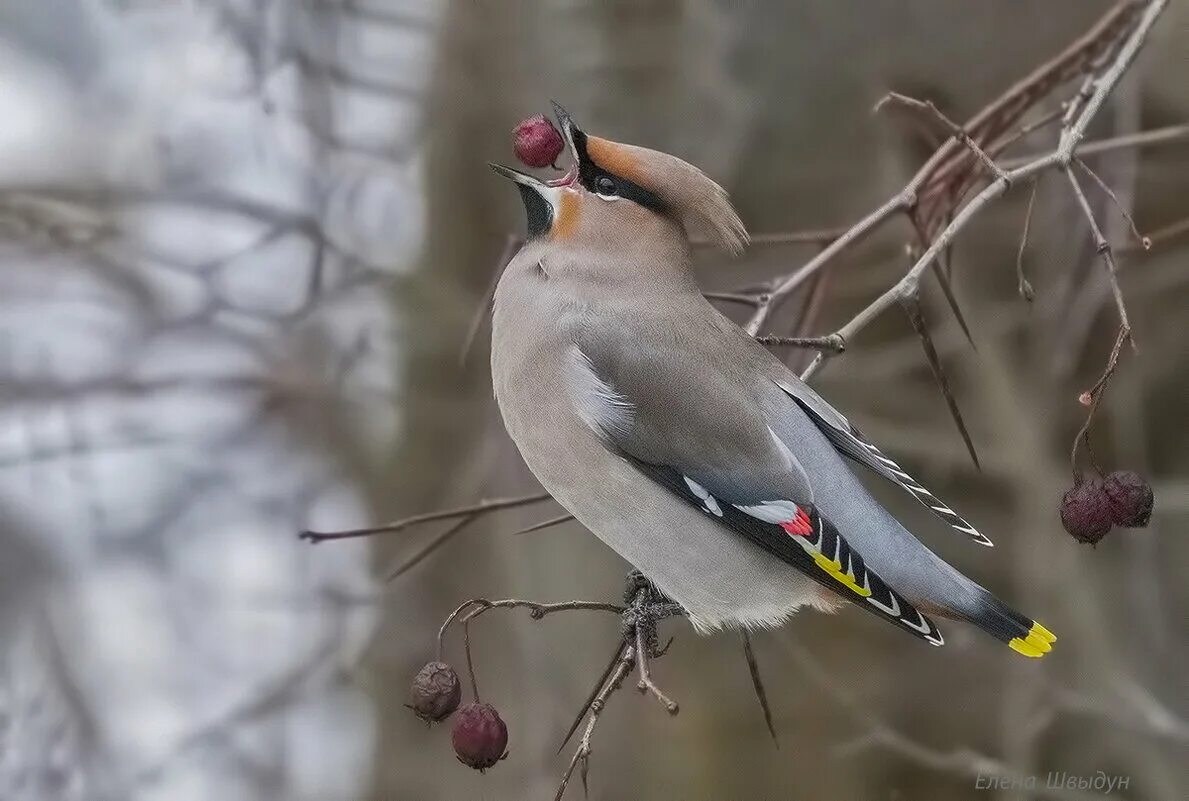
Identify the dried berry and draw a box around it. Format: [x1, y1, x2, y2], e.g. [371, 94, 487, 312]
[1059, 477, 1113, 545]
[513, 114, 564, 169]
[451, 702, 508, 771]
[1102, 470, 1153, 528]
[408, 661, 461, 723]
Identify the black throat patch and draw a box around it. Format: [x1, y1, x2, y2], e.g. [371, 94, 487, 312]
[516, 183, 553, 239]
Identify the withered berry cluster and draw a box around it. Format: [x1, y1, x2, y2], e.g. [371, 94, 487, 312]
[408, 661, 509, 772]
[1061, 470, 1153, 546]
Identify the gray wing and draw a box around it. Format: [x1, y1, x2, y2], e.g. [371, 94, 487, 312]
[565, 335, 946, 646]
[772, 376, 993, 547]
[569, 330, 813, 507]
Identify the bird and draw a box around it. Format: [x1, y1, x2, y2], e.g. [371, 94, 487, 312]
[487, 102, 1054, 658]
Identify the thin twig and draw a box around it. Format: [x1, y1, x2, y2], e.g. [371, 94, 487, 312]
[902, 295, 981, 469]
[1123, 214, 1189, 252]
[1015, 178, 1040, 301]
[299, 491, 553, 542]
[1000, 121, 1189, 169]
[702, 291, 763, 307]
[557, 640, 629, 754]
[876, 92, 1011, 185]
[634, 626, 679, 714]
[460, 234, 521, 365]
[1075, 156, 1151, 249]
[513, 512, 576, 535]
[741, 631, 778, 747]
[1064, 167, 1133, 335]
[755, 334, 846, 353]
[384, 513, 478, 581]
[554, 646, 635, 801]
[435, 598, 624, 662]
[1071, 325, 1130, 479]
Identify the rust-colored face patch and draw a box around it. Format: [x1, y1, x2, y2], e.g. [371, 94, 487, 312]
[586, 137, 643, 188]
[551, 190, 581, 241]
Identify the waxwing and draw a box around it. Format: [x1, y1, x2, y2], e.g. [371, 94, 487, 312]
[488, 103, 1054, 657]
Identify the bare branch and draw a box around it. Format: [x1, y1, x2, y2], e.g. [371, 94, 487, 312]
[461, 234, 523, 364]
[384, 514, 478, 581]
[741, 632, 778, 747]
[513, 513, 576, 535]
[554, 646, 635, 801]
[1071, 325, 1130, 479]
[1001, 120, 1189, 169]
[755, 334, 846, 353]
[1064, 167, 1133, 335]
[902, 296, 980, 469]
[634, 626, 679, 714]
[1076, 157, 1150, 249]
[1015, 178, 1040, 301]
[876, 92, 1011, 185]
[299, 491, 553, 543]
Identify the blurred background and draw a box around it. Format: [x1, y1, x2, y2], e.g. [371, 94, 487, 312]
[0, 1, 1186, 800]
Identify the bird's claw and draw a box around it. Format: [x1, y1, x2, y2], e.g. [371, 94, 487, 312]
[621, 571, 683, 659]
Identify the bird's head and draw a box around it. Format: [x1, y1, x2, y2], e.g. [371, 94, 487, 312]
[491, 103, 748, 256]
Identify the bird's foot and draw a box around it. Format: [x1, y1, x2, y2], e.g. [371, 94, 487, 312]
[620, 570, 682, 658]
[620, 570, 683, 714]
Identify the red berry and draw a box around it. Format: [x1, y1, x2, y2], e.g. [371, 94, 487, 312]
[451, 703, 508, 771]
[408, 661, 461, 723]
[1059, 477, 1113, 544]
[513, 114, 564, 169]
[1102, 470, 1153, 528]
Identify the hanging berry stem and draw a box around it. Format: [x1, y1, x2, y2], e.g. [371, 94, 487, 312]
[1070, 325, 1130, 481]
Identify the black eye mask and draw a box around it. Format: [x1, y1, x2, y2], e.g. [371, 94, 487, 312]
[571, 129, 668, 213]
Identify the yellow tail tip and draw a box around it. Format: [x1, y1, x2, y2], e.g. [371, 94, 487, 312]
[1010, 622, 1057, 658]
[1009, 638, 1045, 657]
[1030, 621, 1057, 643]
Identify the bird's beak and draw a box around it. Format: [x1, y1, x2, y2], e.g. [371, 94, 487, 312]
[551, 100, 584, 168]
[489, 162, 563, 238]
[488, 162, 548, 189]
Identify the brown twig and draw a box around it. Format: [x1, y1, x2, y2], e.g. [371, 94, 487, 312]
[299, 491, 553, 542]
[1000, 121, 1189, 169]
[634, 626, 679, 714]
[1015, 178, 1040, 301]
[557, 640, 629, 754]
[902, 295, 980, 469]
[1123, 214, 1189, 252]
[741, 631, 778, 747]
[1075, 156, 1151, 249]
[460, 234, 522, 365]
[436, 597, 625, 661]
[1071, 325, 1131, 479]
[876, 92, 1011, 185]
[1064, 166, 1133, 337]
[434, 597, 625, 701]
[513, 512, 576, 535]
[702, 291, 763, 307]
[554, 645, 635, 801]
[384, 513, 478, 581]
[755, 334, 846, 353]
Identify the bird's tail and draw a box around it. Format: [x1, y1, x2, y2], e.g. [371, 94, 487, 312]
[956, 588, 1056, 658]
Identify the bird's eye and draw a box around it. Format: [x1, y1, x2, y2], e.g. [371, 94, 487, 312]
[594, 175, 616, 196]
